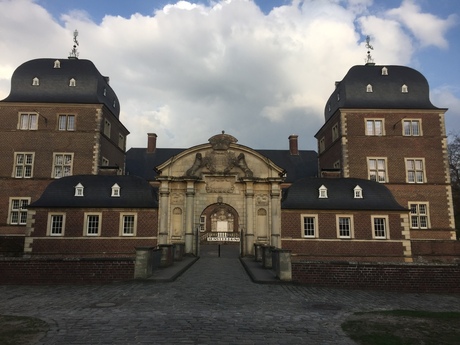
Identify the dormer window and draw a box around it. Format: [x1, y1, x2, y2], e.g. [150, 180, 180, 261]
[112, 100, 116, 108]
[54, 60, 61, 68]
[319, 185, 328, 199]
[354, 185, 363, 199]
[74, 183, 84, 197]
[337, 93, 340, 101]
[103, 88, 107, 96]
[32, 77, 39, 86]
[381, 67, 388, 75]
[328, 103, 331, 112]
[111, 183, 120, 197]
[402, 84, 408, 93]
[69, 78, 76, 87]
[366, 84, 373, 93]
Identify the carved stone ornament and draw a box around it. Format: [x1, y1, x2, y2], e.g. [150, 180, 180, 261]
[256, 193, 269, 206]
[205, 177, 235, 193]
[171, 192, 184, 205]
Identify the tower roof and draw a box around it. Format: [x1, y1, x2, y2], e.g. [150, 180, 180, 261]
[1, 58, 120, 118]
[324, 64, 440, 122]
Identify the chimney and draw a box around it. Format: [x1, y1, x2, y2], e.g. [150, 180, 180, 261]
[289, 135, 299, 155]
[147, 133, 157, 153]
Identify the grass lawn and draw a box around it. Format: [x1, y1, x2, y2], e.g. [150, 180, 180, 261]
[0, 315, 49, 345]
[341, 310, 460, 345]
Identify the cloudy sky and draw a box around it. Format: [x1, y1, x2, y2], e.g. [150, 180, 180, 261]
[0, 0, 459, 151]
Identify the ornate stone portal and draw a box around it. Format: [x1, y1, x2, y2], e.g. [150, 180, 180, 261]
[155, 132, 285, 256]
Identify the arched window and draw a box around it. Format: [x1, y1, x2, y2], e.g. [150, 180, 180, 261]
[366, 84, 373, 93]
[402, 84, 408, 93]
[54, 60, 61, 68]
[381, 67, 388, 75]
[32, 77, 39, 86]
[69, 78, 76, 87]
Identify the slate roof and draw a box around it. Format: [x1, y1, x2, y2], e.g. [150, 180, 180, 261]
[1, 58, 120, 118]
[29, 175, 158, 208]
[324, 64, 441, 122]
[281, 177, 406, 211]
[125, 148, 318, 183]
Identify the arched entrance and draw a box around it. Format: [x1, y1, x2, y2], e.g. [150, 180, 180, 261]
[199, 203, 241, 257]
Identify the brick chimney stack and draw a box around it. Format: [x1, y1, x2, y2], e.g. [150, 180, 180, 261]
[289, 135, 299, 155]
[147, 133, 157, 153]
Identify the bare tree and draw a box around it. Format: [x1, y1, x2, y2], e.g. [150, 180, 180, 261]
[448, 132, 460, 238]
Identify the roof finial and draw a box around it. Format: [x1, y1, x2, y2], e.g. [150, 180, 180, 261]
[365, 35, 375, 65]
[68, 29, 79, 59]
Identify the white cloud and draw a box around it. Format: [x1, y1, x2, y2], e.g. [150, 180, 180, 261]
[0, 0, 457, 150]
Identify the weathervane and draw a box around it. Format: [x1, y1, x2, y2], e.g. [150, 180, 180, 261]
[68, 29, 79, 59]
[365, 35, 374, 65]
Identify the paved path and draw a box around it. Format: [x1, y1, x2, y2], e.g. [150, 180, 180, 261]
[1, 246, 460, 344]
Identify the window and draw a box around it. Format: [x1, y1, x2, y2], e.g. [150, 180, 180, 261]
[104, 119, 111, 138]
[333, 160, 341, 169]
[372, 216, 388, 239]
[102, 157, 109, 166]
[111, 183, 120, 197]
[318, 185, 328, 198]
[103, 88, 107, 96]
[337, 216, 353, 238]
[302, 215, 318, 238]
[199, 215, 206, 232]
[13, 153, 34, 178]
[58, 115, 75, 131]
[319, 137, 325, 153]
[8, 198, 30, 225]
[48, 214, 65, 236]
[366, 119, 384, 136]
[54, 60, 60, 68]
[32, 77, 39, 86]
[381, 67, 388, 75]
[402, 84, 408, 93]
[368, 158, 387, 183]
[85, 213, 101, 236]
[405, 158, 425, 183]
[69, 78, 76, 87]
[53, 153, 73, 178]
[19, 113, 38, 130]
[366, 84, 373, 92]
[121, 214, 136, 236]
[332, 123, 339, 141]
[410, 203, 429, 229]
[403, 119, 421, 136]
[354, 185, 363, 199]
[74, 183, 84, 196]
[118, 134, 125, 150]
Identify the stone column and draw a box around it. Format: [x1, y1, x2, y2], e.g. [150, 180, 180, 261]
[185, 180, 195, 254]
[245, 181, 254, 255]
[158, 180, 170, 245]
[270, 182, 281, 248]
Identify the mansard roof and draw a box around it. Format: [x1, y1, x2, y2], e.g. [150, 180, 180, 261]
[126, 147, 317, 182]
[282, 177, 406, 211]
[324, 64, 441, 122]
[1, 58, 120, 118]
[29, 175, 157, 208]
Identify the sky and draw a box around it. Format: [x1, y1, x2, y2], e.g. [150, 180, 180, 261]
[0, 0, 459, 151]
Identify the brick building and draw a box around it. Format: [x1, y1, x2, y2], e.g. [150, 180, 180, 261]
[0, 56, 457, 262]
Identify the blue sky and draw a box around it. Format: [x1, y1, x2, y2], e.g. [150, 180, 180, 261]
[1, 0, 459, 150]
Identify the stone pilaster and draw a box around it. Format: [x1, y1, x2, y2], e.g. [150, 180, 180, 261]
[185, 180, 195, 254]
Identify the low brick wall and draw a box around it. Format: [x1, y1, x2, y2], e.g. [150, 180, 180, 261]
[292, 261, 460, 293]
[0, 257, 135, 285]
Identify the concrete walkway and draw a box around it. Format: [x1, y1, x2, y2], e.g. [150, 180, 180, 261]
[1, 246, 459, 344]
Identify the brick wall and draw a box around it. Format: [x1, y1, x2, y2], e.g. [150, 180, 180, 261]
[292, 261, 460, 293]
[0, 257, 135, 285]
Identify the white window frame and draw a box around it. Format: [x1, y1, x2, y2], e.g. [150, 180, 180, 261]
[403, 119, 421, 136]
[74, 183, 84, 197]
[366, 84, 373, 92]
[318, 185, 328, 198]
[199, 215, 206, 232]
[54, 60, 60, 68]
[371, 215, 389, 239]
[367, 157, 388, 183]
[332, 123, 339, 141]
[102, 157, 109, 166]
[18, 113, 38, 130]
[104, 119, 111, 138]
[354, 185, 363, 199]
[111, 183, 120, 197]
[8, 197, 30, 225]
[409, 203, 430, 229]
[120, 213, 137, 236]
[381, 67, 388, 75]
[301, 214, 318, 238]
[13, 152, 34, 178]
[118, 133, 125, 150]
[405, 158, 426, 184]
[53, 153, 73, 178]
[47, 213, 66, 236]
[333, 160, 341, 169]
[402, 84, 408, 93]
[85, 213, 102, 236]
[69, 78, 76, 87]
[58, 114, 75, 131]
[336, 215, 354, 239]
[319, 137, 325, 153]
[365, 119, 384, 136]
[32, 77, 39, 86]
